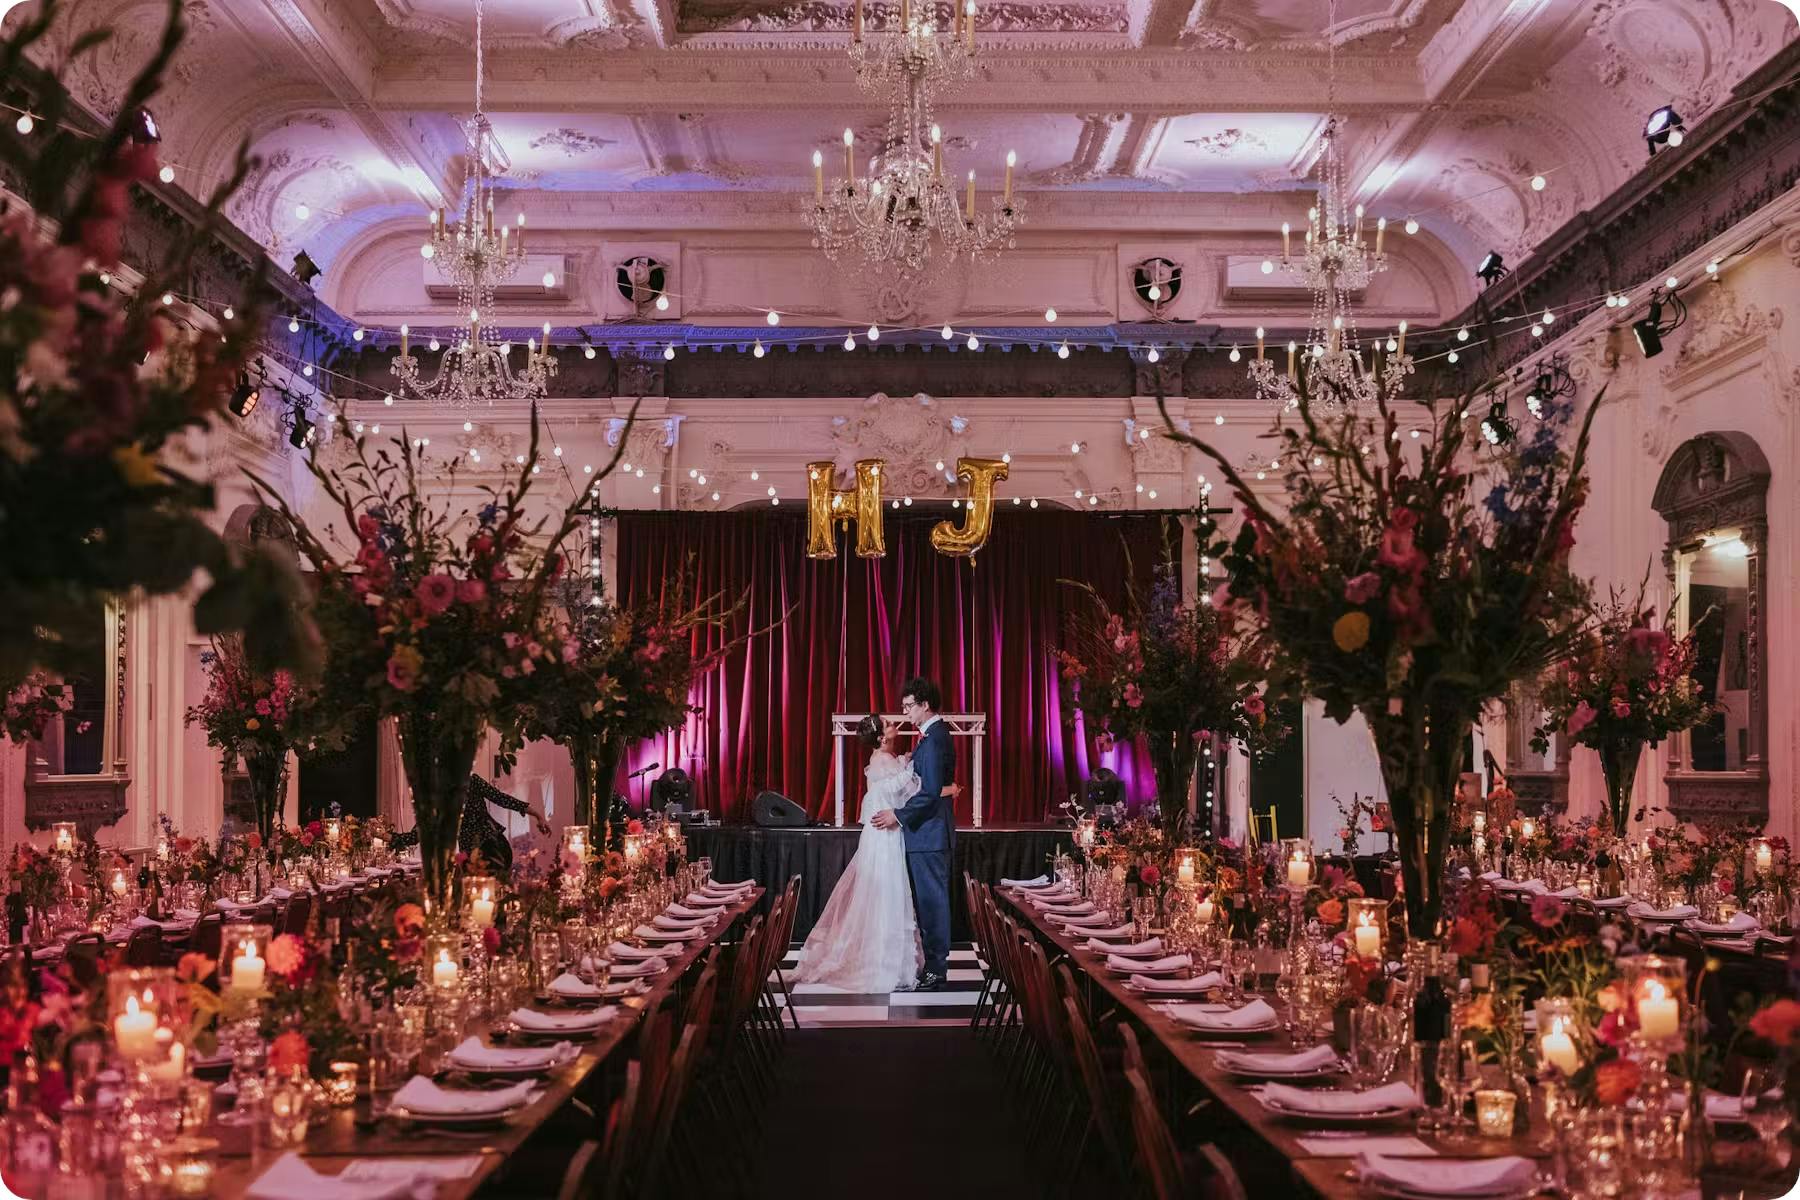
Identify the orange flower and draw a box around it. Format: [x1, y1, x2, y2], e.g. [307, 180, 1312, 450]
[394, 903, 426, 939]
[1595, 981, 1626, 1013]
[1316, 898, 1344, 926]
[1749, 998, 1800, 1047]
[1593, 1059, 1642, 1106]
[1458, 993, 1496, 1032]
[268, 1030, 310, 1074]
[176, 952, 216, 984]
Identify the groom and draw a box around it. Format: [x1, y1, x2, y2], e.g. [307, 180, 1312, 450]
[872, 677, 953, 991]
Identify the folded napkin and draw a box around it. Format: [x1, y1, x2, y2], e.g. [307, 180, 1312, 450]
[1264, 1081, 1419, 1116]
[129, 914, 182, 930]
[173, 907, 201, 922]
[653, 914, 710, 933]
[1129, 971, 1224, 995]
[1107, 952, 1190, 973]
[1063, 921, 1134, 938]
[701, 883, 752, 898]
[1504, 879, 1548, 895]
[1550, 886, 1582, 900]
[607, 956, 669, 978]
[1001, 875, 1050, 888]
[548, 973, 604, 999]
[1689, 911, 1760, 934]
[392, 1075, 533, 1116]
[246, 1153, 416, 1200]
[1479, 871, 1505, 882]
[1356, 1153, 1535, 1196]
[664, 903, 717, 922]
[1025, 886, 1078, 903]
[1594, 895, 1634, 909]
[1215, 1044, 1340, 1075]
[684, 892, 735, 908]
[446, 1037, 572, 1072]
[1042, 901, 1096, 917]
[509, 1007, 615, 1034]
[605, 941, 667, 961]
[634, 924, 692, 942]
[1166, 998, 1278, 1031]
[269, 886, 295, 900]
[1629, 902, 1699, 921]
[1086, 936, 1163, 956]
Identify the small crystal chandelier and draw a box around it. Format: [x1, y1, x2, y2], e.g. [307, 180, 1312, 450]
[809, 0, 1020, 291]
[391, 0, 554, 407]
[1247, 1, 1406, 415]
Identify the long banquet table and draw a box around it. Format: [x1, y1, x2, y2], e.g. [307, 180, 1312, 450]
[205, 886, 761, 1199]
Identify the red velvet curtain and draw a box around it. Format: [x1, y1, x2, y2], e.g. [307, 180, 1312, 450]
[615, 508, 1168, 825]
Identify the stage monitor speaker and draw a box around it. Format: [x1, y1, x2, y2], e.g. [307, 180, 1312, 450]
[752, 789, 808, 827]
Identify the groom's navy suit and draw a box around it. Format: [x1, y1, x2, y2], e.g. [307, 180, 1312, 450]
[894, 715, 954, 980]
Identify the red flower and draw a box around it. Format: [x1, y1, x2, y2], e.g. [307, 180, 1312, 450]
[1530, 895, 1566, 927]
[266, 934, 305, 980]
[416, 573, 456, 616]
[1139, 865, 1161, 887]
[245, 832, 262, 851]
[455, 578, 487, 605]
[268, 1031, 311, 1074]
[1242, 694, 1265, 717]
[482, 926, 502, 954]
[1317, 898, 1344, 926]
[1343, 572, 1382, 604]
[1749, 999, 1800, 1047]
[1567, 700, 1598, 738]
[626, 819, 645, 836]
[1611, 700, 1631, 718]
[394, 903, 426, 939]
[1593, 1059, 1641, 1106]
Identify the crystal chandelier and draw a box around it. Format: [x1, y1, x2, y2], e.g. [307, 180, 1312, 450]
[391, 0, 554, 407]
[1247, 1, 1407, 415]
[808, 0, 1021, 290]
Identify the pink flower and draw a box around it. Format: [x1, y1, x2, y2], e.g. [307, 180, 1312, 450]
[386, 648, 421, 692]
[1623, 626, 1671, 662]
[265, 934, 305, 979]
[455, 578, 487, 605]
[1243, 694, 1266, 717]
[417, 573, 456, 615]
[1343, 572, 1382, 604]
[1567, 700, 1598, 738]
[1208, 584, 1234, 611]
[1123, 683, 1144, 709]
[1377, 523, 1425, 575]
[1611, 700, 1631, 718]
[1139, 865, 1161, 887]
[1529, 895, 1566, 927]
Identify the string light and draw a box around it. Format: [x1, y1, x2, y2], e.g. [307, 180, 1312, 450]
[767, 310, 781, 326]
[966, 334, 980, 350]
[867, 324, 880, 341]
[843, 333, 856, 351]
[753, 340, 765, 357]
[1057, 342, 1069, 359]
[664, 344, 676, 360]
[1228, 346, 1240, 363]
[1530, 174, 1546, 191]
[288, 318, 300, 333]
[941, 325, 954, 340]
[14, 113, 32, 134]
[1404, 217, 1419, 235]
[1044, 307, 1057, 322]
[295, 203, 310, 221]
[654, 294, 669, 311]
[158, 165, 175, 184]
[585, 345, 597, 359]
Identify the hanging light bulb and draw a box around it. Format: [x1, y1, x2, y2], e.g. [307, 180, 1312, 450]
[767, 310, 781, 326]
[966, 334, 979, 350]
[753, 340, 765, 358]
[1044, 307, 1057, 322]
[941, 324, 954, 340]
[1146, 347, 1160, 363]
[288, 318, 300, 333]
[867, 324, 880, 341]
[1404, 217, 1419, 235]
[1057, 342, 1069, 360]
[1530, 174, 1546, 191]
[1228, 346, 1241, 363]
[585, 345, 597, 359]
[654, 293, 670, 311]
[844, 333, 856, 351]
[664, 344, 676, 360]
[295, 203, 310, 221]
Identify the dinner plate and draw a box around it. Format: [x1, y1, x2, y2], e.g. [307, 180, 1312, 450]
[634, 929, 692, 943]
[1170, 1017, 1281, 1037]
[1257, 1095, 1414, 1124]
[1106, 960, 1187, 976]
[447, 1047, 577, 1078]
[1364, 1177, 1539, 1200]
[1216, 1060, 1343, 1080]
[387, 1102, 526, 1128]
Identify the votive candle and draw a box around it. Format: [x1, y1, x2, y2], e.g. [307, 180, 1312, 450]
[1636, 979, 1679, 1040]
[1475, 1089, 1516, 1138]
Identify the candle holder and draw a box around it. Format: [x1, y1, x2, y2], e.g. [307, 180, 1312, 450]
[1533, 997, 1587, 1078]
[1173, 847, 1200, 891]
[216, 922, 273, 1127]
[263, 1069, 313, 1149]
[325, 1061, 359, 1108]
[426, 931, 464, 995]
[464, 874, 498, 931]
[50, 820, 78, 858]
[164, 1137, 218, 1198]
[1475, 1089, 1517, 1138]
[1625, 954, 1687, 1114]
[108, 967, 180, 1067]
[1281, 838, 1314, 890]
[1345, 898, 1388, 961]
[563, 825, 592, 863]
[1074, 818, 1097, 857]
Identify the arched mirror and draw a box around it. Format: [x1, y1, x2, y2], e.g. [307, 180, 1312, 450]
[1504, 680, 1569, 818]
[24, 597, 130, 837]
[1652, 432, 1769, 822]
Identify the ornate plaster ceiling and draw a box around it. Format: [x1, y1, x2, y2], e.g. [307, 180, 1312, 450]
[11, 0, 1792, 324]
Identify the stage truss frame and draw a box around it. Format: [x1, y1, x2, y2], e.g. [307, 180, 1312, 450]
[830, 712, 987, 829]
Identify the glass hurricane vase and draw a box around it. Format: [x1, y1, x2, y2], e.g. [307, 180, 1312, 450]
[395, 711, 482, 924]
[1146, 731, 1198, 836]
[242, 746, 288, 851]
[1367, 699, 1473, 939]
[569, 731, 626, 849]
[1597, 738, 1642, 837]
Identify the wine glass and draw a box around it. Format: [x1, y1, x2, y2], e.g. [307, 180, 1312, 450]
[1227, 942, 1257, 1005]
[1350, 1005, 1403, 1091]
[1274, 961, 1299, 1034]
[1437, 1035, 1482, 1144]
[1132, 897, 1156, 944]
[1740, 1064, 1791, 1160]
[696, 857, 713, 889]
[531, 930, 563, 993]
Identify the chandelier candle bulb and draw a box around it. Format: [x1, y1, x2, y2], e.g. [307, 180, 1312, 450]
[1286, 340, 1296, 380]
[1281, 221, 1291, 260]
[966, 170, 976, 218]
[854, 0, 862, 40]
[966, 0, 975, 50]
[931, 126, 942, 177]
[400, 325, 409, 356]
[1397, 320, 1407, 355]
[1004, 150, 1015, 202]
[901, 0, 910, 30]
[844, 128, 855, 181]
[1256, 326, 1265, 360]
[1375, 216, 1386, 256]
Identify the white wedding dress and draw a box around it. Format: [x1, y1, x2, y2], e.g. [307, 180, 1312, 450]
[794, 750, 923, 992]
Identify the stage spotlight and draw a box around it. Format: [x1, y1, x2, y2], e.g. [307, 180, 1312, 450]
[1644, 105, 1685, 155]
[1632, 287, 1687, 359]
[1480, 401, 1514, 446]
[291, 250, 322, 286]
[288, 409, 316, 449]
[128, 107, 161, 144]
[1475, 250, 1507, 286]
[227, 374, 260, 418]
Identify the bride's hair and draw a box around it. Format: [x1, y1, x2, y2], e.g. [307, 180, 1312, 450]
[856, 714, 885, 748]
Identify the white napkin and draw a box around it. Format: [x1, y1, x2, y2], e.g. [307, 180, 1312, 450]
[1356, 1153, 1535, 1195]
[1504, 879, 1548, 895]
[445, 1037, 572, 1072]
[1689, 911, 1760, 934]
[654, 914, 710, 932]
[702, 882, 752, 896]
[1043, 901, 1096, 917]
[1057, 913, 1121, 931]
[1166, 998, 1278, 1031]
[1215, 1044, 1340, 1075]
[1026, 887, 1078, 905]
[1551, 886, 1582, 900]
[634, 924, 692, 942]
[607, 957, 668, 978]
[510, 1007, 615, 1034]
[1106, 952, 1189, 973]
[129, 915, 173, 929]
[173, 907, 201, 922]
[1129, 971, 1225, 995]
[605, 941, 668, 961]
[1594, 895, 1634, 909]
[1087, 937, 1162, 956]
[1630, 902, 1699, 921]
[548, 972, 603, 999]
[269, 886, 295, 900]
[1064, 922, 1134, 938]
[247, 1154, 416, 1200]
[1264, 1081, 1420, 1116]
[1479, 871, 1504, 882]
[1002, 875, 1050, 888]
[683, 892, 734, 908]
[664, 903, 717, 921]
[392, 1075, 532, 1116]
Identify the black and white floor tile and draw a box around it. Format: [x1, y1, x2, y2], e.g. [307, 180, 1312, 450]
[768, 944, 990, 1027]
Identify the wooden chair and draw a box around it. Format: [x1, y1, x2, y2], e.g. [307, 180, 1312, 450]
[566, 1059, 640, 1200]
[190, 913, 223, 963]
[280, 891, 312, 935]
[1063, 995, 1130, 1189]
[124, 924, 163, 967]
[62, 933, 107, 987]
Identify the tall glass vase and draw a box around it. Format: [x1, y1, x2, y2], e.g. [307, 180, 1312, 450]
[1597, 738, 1642, 836]
[395, 711, 481, 924]
[568, 732, 626, 849]
[242, 747, 289, 851]
[1367, 700, 1473, 940]
[1147, 732, 1197, 837]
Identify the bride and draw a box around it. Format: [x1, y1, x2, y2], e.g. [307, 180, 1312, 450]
[796, 714, 959, 992]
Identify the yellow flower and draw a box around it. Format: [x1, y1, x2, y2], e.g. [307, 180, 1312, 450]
[112, 444, 163, 488]
[1332, 610, 1371, 652]
[246, 718, 261, 730]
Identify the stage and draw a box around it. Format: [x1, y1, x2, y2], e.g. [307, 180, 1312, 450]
[685, 823, 1075, 941]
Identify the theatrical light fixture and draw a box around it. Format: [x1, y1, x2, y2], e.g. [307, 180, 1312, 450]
[1632, 286, 1687, 359]
[1475, 250, 1507, 285]
[1479, 400, 1514, 446]
[291, 250, 322, 286]
[227, 374, 260, 418]
[1644, 105, 1685, 155]
[288, 408, 317, 449]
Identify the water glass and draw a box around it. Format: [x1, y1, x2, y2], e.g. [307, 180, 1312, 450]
[1436, 1035, 1482, 1141]
[1132, 897, 1156, 943]
[532, 930, 563, 991]
[697, 857, 713, 889]
[1740, 1064, 1792, 1158]
[1349, 1005, 1404, 1090]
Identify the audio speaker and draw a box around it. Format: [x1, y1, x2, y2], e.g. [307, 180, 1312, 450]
[752, 789, 808, 827]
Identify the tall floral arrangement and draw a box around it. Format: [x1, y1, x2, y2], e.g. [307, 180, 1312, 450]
[0, 0, 313, 691]
[184, 636, 318, 845]
[252, 406, 633, 918]
[1531, 587, 1713, 833]
[1057, 553, 1283, 829]
[518, 571, 754, 842]
[1160, 362, 1598, 938]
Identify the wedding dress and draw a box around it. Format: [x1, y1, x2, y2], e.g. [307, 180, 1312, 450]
[794, 750, 923, 992]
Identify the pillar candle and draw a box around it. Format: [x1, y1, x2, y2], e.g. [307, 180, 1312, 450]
[1540, 1022, 1578, 1074]
[1756, 841, 1774, 873]
[813, 150, 824, 201]
[966, 171, 976, 219]
[1176, 858, 1195, 887]
[469, 896, 495, 928]
[1637, 981, 1679, 1040]
[113, 996, 158, 1060]
[1281, 222, 1291, 260]
[1353, 915, 1380, 959]
[1286, 852, 1309, 887]
[229, 940, 265, 993]
[433, 949, 459, 989]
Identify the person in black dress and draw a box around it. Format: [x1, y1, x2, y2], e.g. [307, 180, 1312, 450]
[391, 776, 550, 874]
